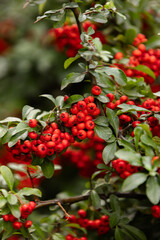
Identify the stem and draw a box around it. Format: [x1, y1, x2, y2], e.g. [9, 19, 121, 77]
[35, 191, 146, 209]
[70, 0, 84, 35]
[57, 201, 71, 219]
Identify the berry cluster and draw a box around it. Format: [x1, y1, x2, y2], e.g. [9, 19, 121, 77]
[151, 205, 160, 218]
[57, 135, 105, 178]
[48, 21, 106, 57]
[67, 209, 110, 237]
[112, 158, 139, 179]
[65, 234, 87, 240]
[114, 34, 160, 84]
[2, 201, 35, 230]
[6, 97, 100, 163]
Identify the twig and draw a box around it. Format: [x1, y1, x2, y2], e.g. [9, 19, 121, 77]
[35, 192, 146, 209]
[57, 201, 71, 220]
[70, 0, 84, 35]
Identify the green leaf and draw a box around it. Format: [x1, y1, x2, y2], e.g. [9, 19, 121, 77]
[133, 65, 155, 79]
[134, 126, 143, 150]
[146, 176, 160, 204]
[96, 94, 109, 103]
[122, 225, 147, 240]
[2, 221, 14, 240]
[18, 187, 42, 197]
[91, 190, 101, 209]
[109, 194, 121, 215]
[94, 116, 108, 127]
[142, 156, 152, 171]
[102, 142, 117, 164]
[153, 92, 160, 97]
[52, 233, 65, 240]
[106, 108, 119, 136]
[87, 26, 95, 35]
[0, 117, 21, 123]
[2, 127, 16, 144]
[8, 130, 28, 148]
[118, 139, 134, 151]
[117, 104, 150, 115]
[7, 194, 18, 205]
[138, 124, 152, 137]
[8, 204, 21, 218]
[22, 105, 34, 120]
[115, 149, 142, 166]
[145, 35, 160, 49]
[121, 173, 148, 192]
[141, 134, 157, 150]
[109, 212, 120, 228]
[65, 223, 87, 234]
[64, 55, 80, 69]
[41, 160, 54, 178]
[0, 166, 14, 191]
[39, 94, 55, 105]
[0, 196, 7, 208]
[115, 226, 125, 240]
[26, 109, 41, 120]
[63, 95, 84, 108]
[61, 72, 85, 90]
[0, 126, 8, 138]
[101, 67, 127, 86]
[125, 28, 137, 44]
[94, 125, 112, 141]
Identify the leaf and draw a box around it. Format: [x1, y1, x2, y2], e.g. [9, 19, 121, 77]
[121, 173, 148, 192]
[0, 166, 14, 191]
[118, 139, 134, 151]
[133, 65, 155, 79]
[2, 221, 14, 240]
[91, 190, 101, 209]
[106, 108, 119, 136]
[61, 72, 85, 90]
[94, 116, 108, 127]
[102, 142, 117, 164]
[7, 194, 18, 205]
[0, 126, 8, 138]
[8, 204, 21, 218]
[109, 212, 120, 228]
[64, 55, 80, 69]
[0, 196, 7, 208]
[125, 28, 137, 44]
[141, 134, 157, 150]
[41, 160, 54, 178]
[18, 187, 42, 197]
[39, 94, 55, 105]
[134, 126, 143, 150]
[8, 130, 28, 148]
[52, 233, 65, 240]
[153, 92, 160, 97]
[109, 194, 121, 215]
[117, 104, 150, 115]
[65, 223, 87, 234]
[22, 105, 34, 120]
[122, 225, 147, 240]
[96, 94, 109, 103]
[115, 226, 125, 240]
[87, 26, 95, 35]
[26, 109, 41, 120]
[145, 35, 160, 49]
[63, 95, 84, 108]
[101, 67, 127, 86]
[146, 176, 160, 204]
[115, 149, 142, 166]
[138, 124, 152, 137]
[2, 127, 16, 144]
[0, 117, 21, 123]
[94, 125, 112, 141]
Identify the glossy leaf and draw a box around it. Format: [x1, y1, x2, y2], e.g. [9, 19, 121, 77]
[61, 72, 85, 90]
[106, 108, 119, 136]
[115, 149, 142, 166]
[18, 187, 42, 197]
[41, 160, 54, 178]
[0, 166, 14, 191]
[146, 176, 160, 204]
[121, 173, 148, 192]
[102, 142, 117, 164]
[94, 125, 112, 141]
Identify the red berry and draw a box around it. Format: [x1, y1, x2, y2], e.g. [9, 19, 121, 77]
[77, 130, 87, 140]
[85, 120, 95, 130]
[106, 93, 114, 102]
[29, 119, 37, 128]
[91, 85, 101, 96]
[114, 52, 123, 60]
[24, 220, 32, 228]
[78, 209, 87, 218]
[13, 221, 23, 230]
[60, 112, 69, 123]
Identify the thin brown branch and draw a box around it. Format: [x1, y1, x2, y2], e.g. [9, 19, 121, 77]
[70, 0, 84, 35]
[57, 201, 71, 219]
[35, 191, 146, 210]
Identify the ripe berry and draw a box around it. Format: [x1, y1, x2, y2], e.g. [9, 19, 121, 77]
[24, 220, 32, 228]
[13, 221, 22, 230]
[114, 52, 123, 60]
[106, 93, 114, 102]
[85, 120, 95, 130]
[77, 130, 87, 140]
[77, 101, 86, 110]
[29, 119, 37, 128]
[2, 214, 10, 222]
[78, 209, 87, 218]
[91, 85, 101, 96]
[60, 112, 69, 123]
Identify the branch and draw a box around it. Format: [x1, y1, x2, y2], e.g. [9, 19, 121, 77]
[70, 0, 84, 35]
[35, 191, 146, 209]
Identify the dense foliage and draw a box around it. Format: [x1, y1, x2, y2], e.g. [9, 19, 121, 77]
[0, 0, 160, 239]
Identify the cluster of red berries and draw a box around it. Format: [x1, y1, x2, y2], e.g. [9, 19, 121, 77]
[66, 209, 110, 238]
[112, 158, 139, 179]
[2, 201, 35, 230]
[6, 97, 100, 163]
[65, 234, 87, 240]
[57, 135, 105, 178]
[114, 34, 160, 84]
[151, 205, 160, 218]
[47, 21, 106, 57]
